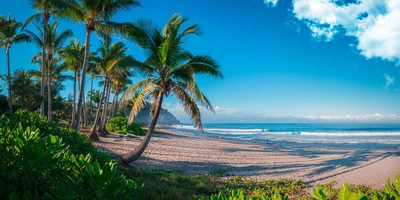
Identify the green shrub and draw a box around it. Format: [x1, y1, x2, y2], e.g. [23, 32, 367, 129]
[107, 117, 145, 135]
[312, 174, 400, 200]
[127, 121, 146, 136]
[0, 110, 142, 199]
[107, 117, 128, 134]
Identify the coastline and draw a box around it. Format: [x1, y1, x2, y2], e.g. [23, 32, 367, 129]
[93, 129, 400, 188]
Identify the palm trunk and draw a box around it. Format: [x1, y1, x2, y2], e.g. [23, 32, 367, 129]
[88, 79, 107, 141]
[74, 29, 92, 131]
[98, 78, 111, 136]
[71, 70, 77, 127]
[40, 15, 48, 117]
[82, 96, 87, 128]
[47, 58, 52, 121]
[111, 85, 119, 117]
[88, 76, 94, 124]
[6, 48, 12, 112]
[120, 91, 164, 164]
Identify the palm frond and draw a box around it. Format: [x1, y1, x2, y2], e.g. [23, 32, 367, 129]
[21, 13, 41, 30]
[172, 82, 203, 132]
[183, 55, 224, 78]
[12, 34, 32, 44]
[23, 29, 42, 48]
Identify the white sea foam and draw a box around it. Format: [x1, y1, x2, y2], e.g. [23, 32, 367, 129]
[299, 131, 400, 136]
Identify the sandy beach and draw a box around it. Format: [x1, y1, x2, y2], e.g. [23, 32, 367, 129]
[93, 130, 400, 188]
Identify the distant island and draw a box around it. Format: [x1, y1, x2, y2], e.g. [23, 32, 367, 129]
[133, 106, 182, 125]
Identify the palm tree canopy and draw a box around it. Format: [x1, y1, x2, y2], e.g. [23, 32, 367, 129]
[68, 0, 141, 37]
[23, 0, 79, 29]
[25, 21, 73, 57]
[121, 13, 223, 132]
[0, 16, 32, 51]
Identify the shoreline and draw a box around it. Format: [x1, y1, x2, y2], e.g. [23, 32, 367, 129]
[93, 129, 400, 188]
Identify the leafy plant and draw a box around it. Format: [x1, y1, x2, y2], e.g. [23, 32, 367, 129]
[107, 117, 129, 134]
[0, 110, 142, 199]
[107, 116, 145, 135]
[312, 174, 400, 200]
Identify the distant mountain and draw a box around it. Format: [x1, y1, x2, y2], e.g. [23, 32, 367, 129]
[133, 107, 182, 125]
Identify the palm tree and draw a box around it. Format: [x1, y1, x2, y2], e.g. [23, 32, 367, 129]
[59, 39, 85, 127]
[110, 72, 132, 117]
[7, 68, 42, 111]
[118, 14, 223, 164]
[25, 22, 73, 120]
[24, 0, 76, 116]
[88, 40, 136, 141]
[69, 0, 141, 131]
[0, 15, 32, 112]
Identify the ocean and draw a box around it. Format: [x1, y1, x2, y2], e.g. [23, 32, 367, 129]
[168, 123, 400, 150]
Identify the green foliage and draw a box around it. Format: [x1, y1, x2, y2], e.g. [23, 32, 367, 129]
[107, 117, 128, 134]
[312, 174, 400, 200]
[0, 110, 141, 199]
[127, 121, 146, 136]
[202, 189, 289, 200]
[107, 116, 145, 135]
[122, 168, 307, 200]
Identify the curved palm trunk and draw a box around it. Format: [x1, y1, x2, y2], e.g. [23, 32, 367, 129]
[88, 80, 107, 141]
[119, 92, 164, 164]
[47, 58, 52, 120]
[98, 78, 111, 136]
[73, 29, 92, 131]
[6, 48, 12, 112]
[71, 70, 77, 127]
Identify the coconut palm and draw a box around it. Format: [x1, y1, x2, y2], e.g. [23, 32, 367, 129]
[0, 16, 32, 112]
[88, 40, 136, 140]
[118, 14, 223, 164]
[59, 40, 85, 127]
[110, 72, 132, 117]
[7, 68, 42, 111]
[25, 21, 73, 120]
[24, 0, 76, 116]
[68, 0, 141, 131]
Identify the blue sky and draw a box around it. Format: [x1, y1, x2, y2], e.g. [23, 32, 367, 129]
[1, 0, 400, 123]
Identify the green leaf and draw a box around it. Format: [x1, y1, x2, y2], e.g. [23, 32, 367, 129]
[339, 182, 350, 200]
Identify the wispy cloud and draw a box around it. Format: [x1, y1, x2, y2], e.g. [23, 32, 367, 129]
[262, 0, 400, 64]
[263, 0, 279, 7]
[384, 73, 395, 89]
[163, 103, 400, 123]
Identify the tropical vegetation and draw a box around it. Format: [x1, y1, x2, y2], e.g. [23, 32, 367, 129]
[1, 1, 398, 199]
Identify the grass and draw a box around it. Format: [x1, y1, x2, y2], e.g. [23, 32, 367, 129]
[120, 167, 312, 200]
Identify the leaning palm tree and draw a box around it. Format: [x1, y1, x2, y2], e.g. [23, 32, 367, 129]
[118, 14, 223, 164]
[69, 0, 141, 131]
[26, 21, 73, 120]
[0, 16, 32, 112]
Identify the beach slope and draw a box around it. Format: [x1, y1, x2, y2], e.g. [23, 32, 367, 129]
[94, 131, 400, 188]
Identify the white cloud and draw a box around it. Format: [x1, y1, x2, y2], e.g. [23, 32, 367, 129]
[262, 0, 400, 64]
[163, 103, 400, 123]
[384, 73, 395, 89]
[263, 0, 279, 7]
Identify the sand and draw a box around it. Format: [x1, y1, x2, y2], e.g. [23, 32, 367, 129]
[93, 130, 400, 188]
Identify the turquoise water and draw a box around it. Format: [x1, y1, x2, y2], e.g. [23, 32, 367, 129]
[169, 123, 400, 149]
